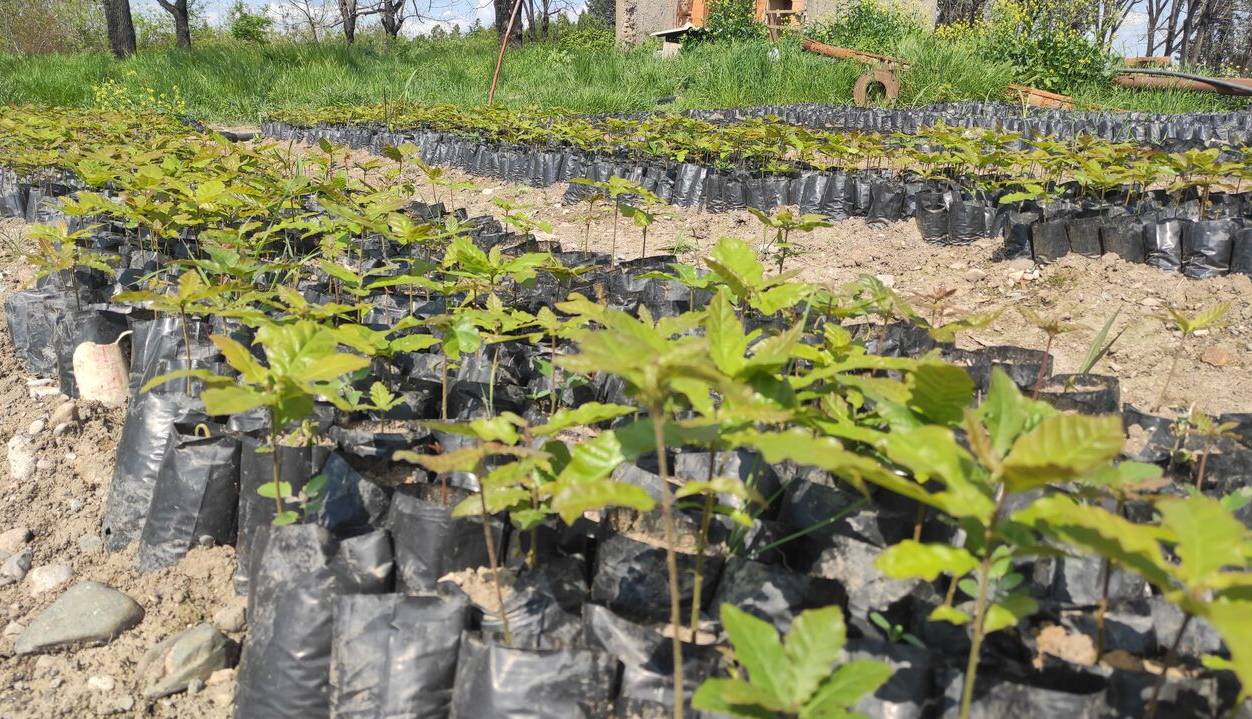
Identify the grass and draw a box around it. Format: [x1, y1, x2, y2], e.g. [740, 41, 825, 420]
[0, 33, 1245, 123]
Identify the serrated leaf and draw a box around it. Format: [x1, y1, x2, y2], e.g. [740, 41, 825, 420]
[1159, 495, 1247, 589]
[211, 334, 266, 384]
[707, 288, 748, 376]
[909, 362, 973, 425]
[784, 605, 847, 703]
[550, 477, 655, 524]
[203, 385, 268, 416]
[692, 679, 780, 717]
[802, 659, 894, 717]
[720, 604, 789, 707]
[876, 540, 980, 581]
[533, 403, 635, 437]
[1001, 414, 1124, 491]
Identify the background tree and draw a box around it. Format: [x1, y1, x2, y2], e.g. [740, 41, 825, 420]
[103, 0, 138, 57]
[154, 0, 192, 48]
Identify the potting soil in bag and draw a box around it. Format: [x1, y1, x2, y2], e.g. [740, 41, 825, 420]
[819, 172, 851, 220]
[128, 315, 215, 396]
[1144, 216, 1184, 272]
[590, 531, 721, 623]
[101, 391, 206, 551]
[312, 452, 392, 539]
[1031, 220, 1069, 263]
[915, 191, 949, 244]
[852, 174, 874, 216]
[1100, 220, 1146, 263]
[1001, 210, 1038, 259]
[866, 179, 905, 226]
[671, 164, 706, 208]
[329, 592, 468, 719]
[1231, 227, 1252, 276]
[949, 195, 989, 244]
[234, 438, 332, 595]
[136, 426, 240, 572]
[796, 172, 829, 214]
[385, 490, 501, 593]
[4, 289, 65, 377]
[846, 638, 933, 719]
[1066, 215, 1103, 258]
[448, 633, 616, 719]
[1183, 218, 1236, 279]
[235, 526, 393, 719]
[472, 555, 588, 649]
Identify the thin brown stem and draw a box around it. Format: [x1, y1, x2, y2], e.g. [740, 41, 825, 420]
[1031, 334, 1054, 400]
[1154, 337, 1186, 412]
[476, 461, 512, 646]
[1146, 614, 1192, 719]
[650, 405, 684, 719]
[689, 450, 718, 633]
[958, 490, 1009, 719]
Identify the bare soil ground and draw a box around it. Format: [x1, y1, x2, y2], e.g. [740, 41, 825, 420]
[0, 218, 237, 719]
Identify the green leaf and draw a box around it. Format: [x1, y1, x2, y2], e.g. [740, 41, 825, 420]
[707, 288, 748, 376]
[802, 660, 894, 718]
[203, 385, 269, 416]
[550, 477, 655, 525]
[929, 605, 972, 625]
[256, 481, 293, 500]
[272, 510, 300, 526]
[450, 487, 530, 518]
[705, 236, 765, 297]
[876, 540, 979, 581]
[720, 604, 789, 707]
[784, 605, 847, 703]
[1001, 414, 1124, 491]
[304, 474, 327, 499]
[692, 679, 780, 718]
[983, 593, 1038, 633]
[1204, 599, 1252, 692]
[1159, 496, 1247, 589]
[532, 403, 635, 437]
[909, 362, 974, 425]
[211, 334, 266, 384]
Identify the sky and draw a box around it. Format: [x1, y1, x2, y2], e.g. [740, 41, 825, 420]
[133, 0, 578, 36]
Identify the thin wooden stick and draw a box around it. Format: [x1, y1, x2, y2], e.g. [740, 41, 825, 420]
[488, 0, 525, 105]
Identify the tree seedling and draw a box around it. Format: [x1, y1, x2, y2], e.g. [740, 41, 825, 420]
[1154, 302, 1229, 412]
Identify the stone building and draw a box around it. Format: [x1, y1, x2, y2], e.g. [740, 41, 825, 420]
[616, 0, 938, 45]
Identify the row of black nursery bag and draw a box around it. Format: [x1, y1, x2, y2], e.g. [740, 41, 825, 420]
[3, 151, 1252, 718]
[260, 121, 1252, 280]
[666, 102, 1252, 150]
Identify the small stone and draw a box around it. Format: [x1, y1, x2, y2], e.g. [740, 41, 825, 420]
[52, 422, 72, 437]
[874, 274, 895, 288]
[15, 581, 144, 655]
[30, 386, 62, 400]
[27, 564, 74, 595]
[49, 402, 77, 427]
[206, 669, 233, 686]
[197, 535, 215, 548]
[1141, 297, 1161, 308]
[87, 675, 115, 692]
[139, 623, 237, 699]
[27, 419, 45, 436]
[1202, 345, 1236, 368]
[3, 621, 24, 638]
[0, 527, 32, 558]
[78, 535, 103, 555]
[1, 548, 32, 584]
[35, 458, 52, 471]
[68, 499, 83, 513]
[1193, 328, 1210, 337]
[212, 604, 246, 633]
[114, 696, 135, 712]
[186, 678, 204, 695]
[7, 435, 36, 482]
[964, 268, 987, 282]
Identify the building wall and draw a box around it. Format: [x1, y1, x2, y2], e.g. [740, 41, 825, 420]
[616, 0, 937, 46]
[616, 0, 680, 46]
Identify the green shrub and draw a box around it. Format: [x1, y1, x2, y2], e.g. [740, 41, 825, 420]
[805, 0, 925, 56]
[228, 1, 272, 45]
[557, 23, 614, 52]
[685, 0, 768, 45]
[973, 0, 1112, 93]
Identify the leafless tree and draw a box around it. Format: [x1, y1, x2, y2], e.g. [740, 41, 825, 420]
[281, 0, 338, 40]
[1091, 0, 1141, 49]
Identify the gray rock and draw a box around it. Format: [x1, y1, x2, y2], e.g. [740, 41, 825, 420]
[138, 623, 237, 699]
[0, 526, 32, 559]
[1, 548, 32, 585]
[809, 535, 920, 634]
[27, 419, 45, 436]
[3, 621, 24, 638]
[7, 434, 36, 482]
[211, 604, 246, 633]
[26, 564, 74, 595]
[15, 581, 144, 655]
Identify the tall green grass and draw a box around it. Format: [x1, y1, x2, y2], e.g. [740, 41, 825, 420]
[0, 35, 1243, 123]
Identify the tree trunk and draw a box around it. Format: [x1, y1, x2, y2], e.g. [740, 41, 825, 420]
[103, 0, 137, 58]
[156, 0, 192, 48]
[339, 0, 358, 43]
[494, 0, 522, 45]
[381, 0, 404, 37]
